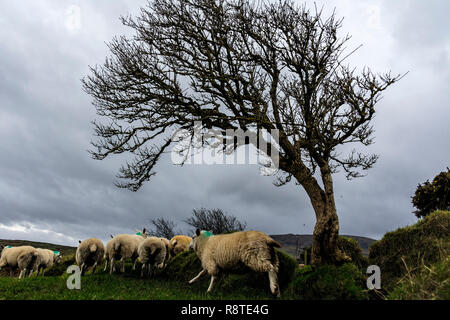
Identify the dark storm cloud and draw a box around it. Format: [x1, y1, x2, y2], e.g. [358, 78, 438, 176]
[0, 0, 448, 246]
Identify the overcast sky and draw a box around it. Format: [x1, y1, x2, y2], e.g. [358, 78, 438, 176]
[0, 0, 448, 247]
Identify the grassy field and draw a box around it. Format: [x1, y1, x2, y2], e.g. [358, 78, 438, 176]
[0, 269, 281, 300]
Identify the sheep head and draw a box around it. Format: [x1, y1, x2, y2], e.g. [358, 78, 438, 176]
[189, 229, 213, 253]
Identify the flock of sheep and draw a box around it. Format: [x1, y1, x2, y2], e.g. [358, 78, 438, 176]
[0, 229, 282, 297]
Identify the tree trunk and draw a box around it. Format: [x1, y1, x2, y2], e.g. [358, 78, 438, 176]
[293, 164, 343, 266]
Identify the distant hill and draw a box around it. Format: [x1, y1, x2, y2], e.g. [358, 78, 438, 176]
[270, 234, 376, 260]
[0, 239, 77, 256]
[0, 239, 77, 277]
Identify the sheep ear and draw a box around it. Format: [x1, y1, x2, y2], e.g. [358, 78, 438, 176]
[142, 228, 147, 234]
[78, 240, 82, 244]
[172, 240, 177, 246]
[110, 234, 114, 239]
[196, 228, 201, 236]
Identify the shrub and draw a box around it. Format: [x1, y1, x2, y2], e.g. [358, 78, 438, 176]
[388, 256, 450, 300]
[162, 249, 297, 294]
[289, 263, 368, 300]
[369, 210, 450, 291]
[412, 169, 450, 218]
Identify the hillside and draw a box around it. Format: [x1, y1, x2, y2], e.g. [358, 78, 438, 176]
[270, 234, 376, 259]
[0, 239, 77, 256]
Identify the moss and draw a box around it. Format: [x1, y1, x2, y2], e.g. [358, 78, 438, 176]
[44, 255, 76, 276]
[369, 210, 450, 291]
[299, 236, 368, 270]
[288, 263, 368, 300]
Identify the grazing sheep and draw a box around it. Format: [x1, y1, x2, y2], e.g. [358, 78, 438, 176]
[0, 246, 41, 279]
[108, 229, 147, 274]
[137, 237, 166, 277]
[188, 229, 281, 297]
[168, 235, 192, 257]
[160, 237, 170, 267]
[76, 238, 105, 275]
[34, 249, 62, 276]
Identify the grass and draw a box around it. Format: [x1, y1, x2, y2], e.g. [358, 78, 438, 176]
[0, 270, 281, 300]
[0, 257, 288, 300]
[388, 255, 450, 300]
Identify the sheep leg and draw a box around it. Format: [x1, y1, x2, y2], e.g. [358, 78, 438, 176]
[92, 262, 98, 274]
[120, 257, 125, 273]
[103, 259, 108, 272]
[110, 257, 115, 275]
[19, 269, 25, 279]
[207, 275, 217, 293]
[268, 267, 280, 298]
[189, 269, 207, 284]
[80, 263, 85, 276]
[132, 258, 137, 271]
[141, 264, 146, 277]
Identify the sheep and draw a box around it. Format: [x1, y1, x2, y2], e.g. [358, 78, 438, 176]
[137, 237, 166, 277]
[188, 229, 281, 297]
[108, 229, 147, 274]
[34, 249, 62, 276]
[160, 237, 170, 267]
[168, 235, 192, 257]
[76, 238, 105, 275]
[0, 246, 41, 279]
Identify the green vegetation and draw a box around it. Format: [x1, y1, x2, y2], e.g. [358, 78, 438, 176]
[388, 256, 450, 300]
[287, 263, 368, 300]
[412, 169, 450, 218]
[369, 210, 450, 291]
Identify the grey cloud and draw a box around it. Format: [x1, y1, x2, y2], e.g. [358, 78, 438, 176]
[0, 0, 448, 247]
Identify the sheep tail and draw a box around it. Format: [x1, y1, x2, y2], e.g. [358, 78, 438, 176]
[89, 243, 97, 253]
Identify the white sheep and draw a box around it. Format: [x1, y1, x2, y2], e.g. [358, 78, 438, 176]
[168, 235, 192, 257]
[76, 238, 105, 275]
[188, 229, 281, 297]
[108, 229, 147, 274]
[0, 245, 41, 279]
[34, 249, 62, 276]
[137, 237, 166, 277]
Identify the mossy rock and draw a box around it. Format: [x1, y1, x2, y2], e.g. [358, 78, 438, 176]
[299, 236, 368, 270]
[162, 249, 297, 294]
[288, 263, 369, 300]
[369, 210, 450, 291]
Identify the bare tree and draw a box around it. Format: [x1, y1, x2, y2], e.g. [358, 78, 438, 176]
[148, 217, 181, 239]
[82, 0, 402, 265]
[184, 208, 246, 234]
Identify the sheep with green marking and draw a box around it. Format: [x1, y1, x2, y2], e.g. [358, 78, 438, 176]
[34, 249, 62, 276]
[108, 229, 147, 274]
[0, 245, 41, 278]
[188, 229, 281, 297]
